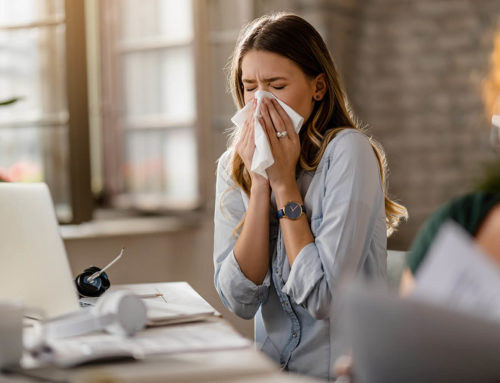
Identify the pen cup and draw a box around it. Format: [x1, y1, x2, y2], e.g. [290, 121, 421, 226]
[0, 299, 23, 369]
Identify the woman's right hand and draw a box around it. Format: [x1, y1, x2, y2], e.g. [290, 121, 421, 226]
[235, 99, 269, 188]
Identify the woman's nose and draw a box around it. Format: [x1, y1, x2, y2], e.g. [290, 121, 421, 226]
[257, 84, 270, 92]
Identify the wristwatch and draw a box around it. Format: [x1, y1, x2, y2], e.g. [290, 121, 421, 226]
[277, 201, 306, 220]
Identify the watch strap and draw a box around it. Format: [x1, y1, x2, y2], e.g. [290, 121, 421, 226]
[277, 208, 285, 219]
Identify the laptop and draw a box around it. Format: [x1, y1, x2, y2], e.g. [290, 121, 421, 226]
[0, 183, 80, 318]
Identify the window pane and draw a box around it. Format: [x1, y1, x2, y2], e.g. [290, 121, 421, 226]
[0, 25, 67, 121]
[0, 0, 64, 26]
[120, 0, 193, 42]
[122, 46, 195, 121]
[123, 129, 164, 194]
[162, 128, 197, 200]
[0, 126, 71, 219]
[123, 128, 197, 204]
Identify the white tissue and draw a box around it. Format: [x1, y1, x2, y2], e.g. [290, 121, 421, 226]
[231, 90, 304, 179]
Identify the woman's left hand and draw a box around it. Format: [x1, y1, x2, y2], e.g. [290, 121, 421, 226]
[258, 97, 301, 192]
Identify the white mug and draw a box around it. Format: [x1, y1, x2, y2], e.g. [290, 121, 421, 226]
[0, 300, 23, 369]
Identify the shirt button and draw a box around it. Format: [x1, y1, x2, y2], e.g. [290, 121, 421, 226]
[292, 332, 297, 338]
[285, 302, 289, 306]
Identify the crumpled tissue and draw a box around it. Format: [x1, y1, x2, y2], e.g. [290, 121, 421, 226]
[231, 90, 304, 179]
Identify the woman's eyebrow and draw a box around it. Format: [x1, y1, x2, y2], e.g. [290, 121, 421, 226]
[242, 76, 288, 83]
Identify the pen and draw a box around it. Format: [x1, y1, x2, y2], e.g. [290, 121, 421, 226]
[138, 293, 164, 299]
[87, 248, 125, 283]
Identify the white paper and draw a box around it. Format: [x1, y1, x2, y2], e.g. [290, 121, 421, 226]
[25, 321, 250, 368]
[112, 282, 217, 325]
[411, 220, 500, 321]
[231, 90, 304, 179]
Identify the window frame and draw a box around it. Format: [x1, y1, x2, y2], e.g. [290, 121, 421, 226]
[65, 0, 93, 223]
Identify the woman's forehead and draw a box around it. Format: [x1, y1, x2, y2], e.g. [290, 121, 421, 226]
[241, 50, 300, 78]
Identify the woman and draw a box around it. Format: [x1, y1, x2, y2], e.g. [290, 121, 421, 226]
[213, 13, 407, 379]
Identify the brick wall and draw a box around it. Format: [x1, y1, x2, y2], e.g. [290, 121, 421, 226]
[294, 0, 500, 249]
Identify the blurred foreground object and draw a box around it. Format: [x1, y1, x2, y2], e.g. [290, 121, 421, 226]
[341, 280, 500, 383]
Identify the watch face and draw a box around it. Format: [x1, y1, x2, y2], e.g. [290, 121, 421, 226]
[284, 202, 302, 219]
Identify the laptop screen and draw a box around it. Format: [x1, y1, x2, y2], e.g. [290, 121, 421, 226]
[0, 183, 80, 318]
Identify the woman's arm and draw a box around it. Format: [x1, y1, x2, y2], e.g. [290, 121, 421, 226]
[231, 99, 272, 284]
[399, 268, 415, 296]
[233, 181, 271, 284]
[213, 152, 271, 319]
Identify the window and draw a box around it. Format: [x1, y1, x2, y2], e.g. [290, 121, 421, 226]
[99, 0, 200, 212]
[0, 0, 86, 222]
[0, 0, 206, 224]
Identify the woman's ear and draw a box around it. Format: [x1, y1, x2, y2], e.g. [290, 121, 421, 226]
[313, 73, 327, 101]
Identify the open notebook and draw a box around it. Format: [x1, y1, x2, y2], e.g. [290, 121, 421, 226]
[111, 282, 218, 326]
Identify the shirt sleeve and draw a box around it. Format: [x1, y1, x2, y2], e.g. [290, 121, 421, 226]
[282, 131, 384, 320]
[213, 151, 271, 320]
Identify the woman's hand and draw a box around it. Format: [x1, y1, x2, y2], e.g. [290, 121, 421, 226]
[257, 97, 301, 194]
[333, 354, 357, 383]
[235, 99, 269, 189]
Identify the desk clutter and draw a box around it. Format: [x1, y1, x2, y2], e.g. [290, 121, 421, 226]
[2, 283, 323, 383]
[19, 282, 223, 369]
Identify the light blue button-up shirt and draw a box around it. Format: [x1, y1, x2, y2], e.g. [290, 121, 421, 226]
[213, 129, 387, 380]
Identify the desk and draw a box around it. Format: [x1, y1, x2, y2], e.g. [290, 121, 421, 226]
[1, 283, 323, 383]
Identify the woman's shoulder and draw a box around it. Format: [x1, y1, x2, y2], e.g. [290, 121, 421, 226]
[322, 128, 373, 161]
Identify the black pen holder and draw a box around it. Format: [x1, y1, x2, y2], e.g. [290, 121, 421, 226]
[75, 266, 111, 298]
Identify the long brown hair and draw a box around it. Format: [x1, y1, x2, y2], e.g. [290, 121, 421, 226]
[226, 13, 407, 236]
[483, 27, 500, 119]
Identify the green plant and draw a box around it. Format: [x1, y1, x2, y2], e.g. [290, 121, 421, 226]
[0, 97, 20, 106]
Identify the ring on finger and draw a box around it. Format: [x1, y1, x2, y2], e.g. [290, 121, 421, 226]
[276, 131, 288, 139]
